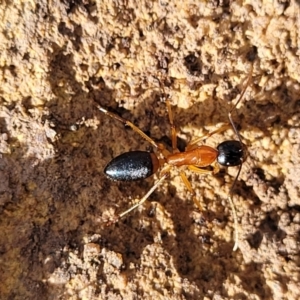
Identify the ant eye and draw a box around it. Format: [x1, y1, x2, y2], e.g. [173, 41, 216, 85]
[217, 141, 244, 167]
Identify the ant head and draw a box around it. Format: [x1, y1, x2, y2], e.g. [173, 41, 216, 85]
[217, 140, 247, 167]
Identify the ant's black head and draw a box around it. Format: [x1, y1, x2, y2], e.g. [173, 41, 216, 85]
[217, 140, 247, 167]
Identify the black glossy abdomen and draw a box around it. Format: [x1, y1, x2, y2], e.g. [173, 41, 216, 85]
[104, 151, 157, 181]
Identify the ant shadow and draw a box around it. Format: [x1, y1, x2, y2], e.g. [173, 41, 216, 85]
[2, 43, 299, 299]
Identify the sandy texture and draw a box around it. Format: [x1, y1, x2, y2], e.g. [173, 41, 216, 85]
[0, 1, 300, 299]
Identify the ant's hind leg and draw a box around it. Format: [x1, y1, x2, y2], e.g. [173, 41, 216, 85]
[108, 172, 169, 223]
[98, 106, 165, 152]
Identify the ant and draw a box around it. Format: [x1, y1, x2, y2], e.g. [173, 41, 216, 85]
[99, 68, 252, 251]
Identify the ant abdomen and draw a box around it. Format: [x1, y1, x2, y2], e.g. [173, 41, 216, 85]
[104, 151, 160, 181]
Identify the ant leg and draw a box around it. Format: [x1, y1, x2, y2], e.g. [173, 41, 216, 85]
[186, 124, 231, 150]
[188, 164, 220, 175]
[98, 106, 165, 152]
[165, 99, 179, 153]
[180, 171, 203, 211]
[111, 168, 171, 222]
[151, 75, 179, 153]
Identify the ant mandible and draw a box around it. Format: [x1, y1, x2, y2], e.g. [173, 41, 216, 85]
[99, 67, 252, 251]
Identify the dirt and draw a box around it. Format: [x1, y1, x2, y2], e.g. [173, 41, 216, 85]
[0, 1, 299, 299]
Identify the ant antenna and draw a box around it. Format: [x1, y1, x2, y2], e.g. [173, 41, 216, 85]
[229, 165, 242, 251]
[227, 66, 253, 251]
[228, 66, 253, 144]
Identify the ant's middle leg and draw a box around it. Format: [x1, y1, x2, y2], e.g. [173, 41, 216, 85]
[165, 99, 179, 153]
[188, 164, 220, 175]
